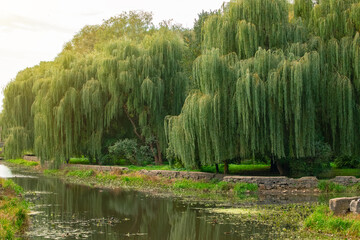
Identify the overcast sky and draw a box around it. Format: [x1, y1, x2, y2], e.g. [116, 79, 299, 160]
[0, 0, 225, 110]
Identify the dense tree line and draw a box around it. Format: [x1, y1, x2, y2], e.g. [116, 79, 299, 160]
[2, 0, 360, 175]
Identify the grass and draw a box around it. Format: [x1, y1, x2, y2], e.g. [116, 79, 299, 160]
[66, 170, 94, 178]
[319, 168, 360, 179]
[43, 169, 60, 176]
[43, 167, 259, 200]
[6, 159, 39, 167]
[200, 164, 271, 174]
[318, 180, 360, 193]
[318, 180, 347, 193]
[0, 179, 28, 239]
[305, 205, 360, 238]
[68, 157, 90, 165]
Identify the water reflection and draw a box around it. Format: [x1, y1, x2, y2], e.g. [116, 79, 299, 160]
[12, 173, 280, 240]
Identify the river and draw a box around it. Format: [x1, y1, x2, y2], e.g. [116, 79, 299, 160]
[1, 164, 322, 239]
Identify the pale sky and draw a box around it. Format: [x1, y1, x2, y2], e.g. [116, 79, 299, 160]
[0, 0, 225, 110]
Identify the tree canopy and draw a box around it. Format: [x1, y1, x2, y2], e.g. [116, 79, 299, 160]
[166, 0, 360, 171]
[2, 0, 360, 175]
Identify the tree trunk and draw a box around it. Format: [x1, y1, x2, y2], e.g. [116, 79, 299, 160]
[270, 159, 278, 173]
[123, 106, 145, 143]
[276, 161, 289, 176]
[149, 142, 159, 164]
[215, 164, 219, 173]
[223, 160, 229, 174]
[155, 141, 162, 165]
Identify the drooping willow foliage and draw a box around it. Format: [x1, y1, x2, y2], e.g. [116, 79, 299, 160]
[1, 12, 188, 167]
[166, 0, 360, 168]
[2, 1, 360, 171]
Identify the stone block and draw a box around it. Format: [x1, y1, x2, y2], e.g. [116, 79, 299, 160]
[350, 199, 360, 214]
[329, 197, 360, 215]
[331, 176, 359, 186]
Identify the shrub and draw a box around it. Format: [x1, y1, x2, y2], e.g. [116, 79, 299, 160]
[334, 155, 360, 169]
[6, 159, 39, 167]
[66, 170, 94, 178]
[3, 180, 24, 195]
[317, 180, 346, 193]
[289, 141, 333, 177]
[233, 183, 258, 195]
[69, 157, 90, 165]
[108, 138, 153, 165]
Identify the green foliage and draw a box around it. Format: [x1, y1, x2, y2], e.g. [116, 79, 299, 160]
[43, 169, 60, 176]
[1, 12, 189, 168]
[233, 182, 258, 195]
[66, 170, 94, 178]
[200, 164, 270, 174]
[108, 139, 153, 165]
[3, 0, 360, 176]
[3, 179, 24, 195]
[334, 155, 360, 168]
[96, 173, 118, 182]
[69, 157, 90, 165]
[0, 179, 28, 239]
[288, 141, 333, 177]
[5, 158, 39, 167]
[305, 205, 360, 237]
[318, 168, 360, 179]
[167, 0, 360, 173]
[317, 180, 346, 193]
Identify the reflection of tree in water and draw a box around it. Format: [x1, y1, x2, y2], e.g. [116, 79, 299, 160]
[14, 175, 273, 239]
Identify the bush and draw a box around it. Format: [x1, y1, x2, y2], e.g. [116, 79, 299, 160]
[334, 155, 360, 169]
[318, 180, 346, 193]
[108, 138, 153, 165]
[69, 157, 90, 165]
[288, 141, 333, 177]
[66, 170, 94, 178]
[233, 183, 258, 195]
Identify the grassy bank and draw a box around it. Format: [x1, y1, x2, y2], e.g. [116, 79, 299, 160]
[305, 205, 360, 238]
[6, 158, 258, 201]
[6, 158, 360, 197]
[0, 178, 28, 239]
[6, 158, 39, 167]
[317, 180, 360, 193]
[51, 169, 259, 201]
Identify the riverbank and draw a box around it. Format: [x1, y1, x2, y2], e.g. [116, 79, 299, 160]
[0, 178, 28, 239]
[305, 205, 360, 238]
[12, 157, 360, 194]
[6, 159, 259, 202]
[4, 158, 360, 239]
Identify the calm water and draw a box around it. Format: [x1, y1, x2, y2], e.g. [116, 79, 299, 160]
[4, 166, 318, 240]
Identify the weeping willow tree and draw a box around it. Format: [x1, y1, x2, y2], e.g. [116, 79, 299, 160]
[166, 0, 360, 174]
[2, 15, 188, 167]
[1, 63, 51, 159]
[99, 29, 188, 164]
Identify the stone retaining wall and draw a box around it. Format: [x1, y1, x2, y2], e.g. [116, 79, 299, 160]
[223, 176, 319, 190]
[139, 170, 360, 191]
[23, 155, 40, 162]
[67, 164, 129, 172]
[21, 155, 360, 191]
[330, 176, 360, 186]
[139, 170, 224, 181]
